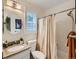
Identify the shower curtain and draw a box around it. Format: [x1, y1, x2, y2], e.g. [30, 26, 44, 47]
[36, 15, 57, 59]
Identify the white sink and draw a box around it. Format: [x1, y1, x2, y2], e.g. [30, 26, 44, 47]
[7, 45, 25, 52]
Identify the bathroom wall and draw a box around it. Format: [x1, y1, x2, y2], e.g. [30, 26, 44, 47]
[22, 1, 46, 42]
[45, 0, 75, 59]
[3, 0, 46, 43]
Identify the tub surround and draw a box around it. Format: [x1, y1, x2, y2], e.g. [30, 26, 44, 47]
[3, 44, 31, 59]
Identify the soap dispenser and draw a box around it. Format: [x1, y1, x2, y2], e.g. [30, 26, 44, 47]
[20, 38, 24, 44]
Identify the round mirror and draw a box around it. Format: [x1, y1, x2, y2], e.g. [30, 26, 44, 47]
[4, 7, 22, 34]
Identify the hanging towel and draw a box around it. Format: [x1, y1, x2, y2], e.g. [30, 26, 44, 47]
[67, 31, 76, 59]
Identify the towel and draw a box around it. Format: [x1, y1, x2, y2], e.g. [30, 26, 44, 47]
[67, 31, 76, 59]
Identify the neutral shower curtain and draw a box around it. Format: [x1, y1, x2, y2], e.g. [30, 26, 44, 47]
[36, 15, 57, 59]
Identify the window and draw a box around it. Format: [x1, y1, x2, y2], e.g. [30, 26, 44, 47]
[26, 11, 37, 32]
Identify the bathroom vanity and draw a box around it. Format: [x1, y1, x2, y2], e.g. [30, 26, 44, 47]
[3, 44, 31, 59]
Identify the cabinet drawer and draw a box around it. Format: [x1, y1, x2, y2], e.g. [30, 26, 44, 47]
[4, 49, 30, 59]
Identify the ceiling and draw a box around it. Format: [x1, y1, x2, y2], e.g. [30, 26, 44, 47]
[25, 0, 69, 9]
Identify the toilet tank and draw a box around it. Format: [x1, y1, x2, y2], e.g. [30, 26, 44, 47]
[27, 40, 36, 52]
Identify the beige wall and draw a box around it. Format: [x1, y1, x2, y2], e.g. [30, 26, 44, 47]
[45, 0, 75, 59]
[3, 0, 46, 43]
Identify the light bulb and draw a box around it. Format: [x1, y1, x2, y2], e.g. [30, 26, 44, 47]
[7, 0, 13, 7]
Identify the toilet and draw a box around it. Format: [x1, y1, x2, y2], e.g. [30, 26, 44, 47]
[27, 40, 46, 59]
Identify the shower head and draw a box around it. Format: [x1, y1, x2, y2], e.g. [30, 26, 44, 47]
[67, 10, 76, 24]
[67, 11, 72, 16]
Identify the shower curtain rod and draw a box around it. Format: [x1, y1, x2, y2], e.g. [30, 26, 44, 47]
[38, 8, 75, 19]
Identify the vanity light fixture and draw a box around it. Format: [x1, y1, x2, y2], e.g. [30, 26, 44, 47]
[7, 0, 13, 7]
[6, 0, 21, 10]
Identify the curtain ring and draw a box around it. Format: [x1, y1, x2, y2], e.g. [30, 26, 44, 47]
[54, 13, 56, 16]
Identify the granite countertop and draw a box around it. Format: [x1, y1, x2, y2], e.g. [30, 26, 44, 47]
[3, 44, 31, 58]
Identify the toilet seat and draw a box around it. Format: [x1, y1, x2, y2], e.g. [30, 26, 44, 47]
[32, 51, 46, 59]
